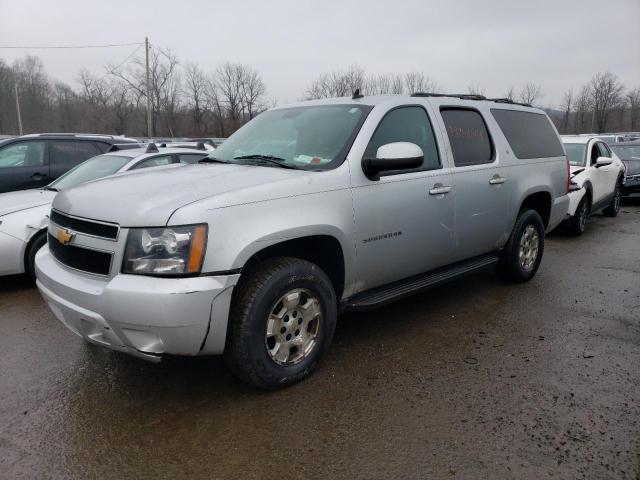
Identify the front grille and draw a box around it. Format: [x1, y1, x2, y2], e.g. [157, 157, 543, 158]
[50, 210, 119, 240]
[48, 233, 112, 275]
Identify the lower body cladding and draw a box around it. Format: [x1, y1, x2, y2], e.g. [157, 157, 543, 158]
[35, 246, 239, 362]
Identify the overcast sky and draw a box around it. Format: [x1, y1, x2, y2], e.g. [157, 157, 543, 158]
[1, 0, 638, 107]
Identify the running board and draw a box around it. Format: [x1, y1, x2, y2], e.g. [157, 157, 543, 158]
[343, 253, 500, 310]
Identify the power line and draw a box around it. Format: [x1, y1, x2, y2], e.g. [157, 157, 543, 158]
[0, 42, 143, 50]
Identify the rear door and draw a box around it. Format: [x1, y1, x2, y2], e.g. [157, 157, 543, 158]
[0, 140, 49, 192]
[49, 140, 102, 180]
[439, 107, 511, 260]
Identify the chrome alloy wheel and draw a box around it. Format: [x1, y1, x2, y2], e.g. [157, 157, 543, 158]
[518, 224, 540, 272]
[265, 288, 322, 366]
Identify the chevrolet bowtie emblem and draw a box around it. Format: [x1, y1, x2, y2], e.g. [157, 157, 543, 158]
[56, 228, 75, 246]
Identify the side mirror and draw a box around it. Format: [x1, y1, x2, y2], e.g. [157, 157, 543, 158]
[595, 156, 613, 167]
[362, 142, 423, 181]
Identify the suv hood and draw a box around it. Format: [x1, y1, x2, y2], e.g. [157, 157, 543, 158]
[0, 189, 56, 217]
[53, 163, 311, 226]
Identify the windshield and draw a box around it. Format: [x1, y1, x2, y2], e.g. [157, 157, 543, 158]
[563, 143, 587, 166]
[49, 154, 132, 190]
[611, 145, 640, 161]
[209, 104, 371, 170]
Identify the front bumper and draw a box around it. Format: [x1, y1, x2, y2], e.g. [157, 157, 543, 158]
[565, 188, 587, 218]
[35, 246, 239, 360]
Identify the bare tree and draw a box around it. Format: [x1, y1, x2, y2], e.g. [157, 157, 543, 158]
[107, 46, 180, 136]
[561, 89, 573, 133]
[183, 63, 208, 135]
[626, 86, 640, 131]
[589, 72, 624, 133]
[305, 65, 365, 99]
[467, 83, 486, 96]
[519, 83, 542, 106]
[239, 65, 267, 119]
[504, 86, 516, 101]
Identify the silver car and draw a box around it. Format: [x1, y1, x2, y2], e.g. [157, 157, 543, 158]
[35, 94, 570, 389]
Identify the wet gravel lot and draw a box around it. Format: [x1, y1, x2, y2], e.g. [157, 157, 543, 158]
[1, 201, 639, 479]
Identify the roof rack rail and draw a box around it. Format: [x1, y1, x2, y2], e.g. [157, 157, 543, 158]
[106, 143, 142, 153]
[486, 97, 532, 107]
[411, 93, 487, 101]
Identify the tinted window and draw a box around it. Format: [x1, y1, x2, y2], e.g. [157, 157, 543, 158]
[132, 155, 173, 169]
[93, 142, 110, 153]
[179, 154, 208, 164]
[491, 109, 564, 159]
[441, 109, 493, 167]
[50, 141, 100, 168]
[365, 106, 440, 171]
[0, 141, 46, 169]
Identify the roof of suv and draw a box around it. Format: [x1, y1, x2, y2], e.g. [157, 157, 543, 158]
[15, 133, 138, 143]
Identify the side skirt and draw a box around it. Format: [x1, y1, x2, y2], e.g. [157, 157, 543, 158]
[342, 252, 501, 311]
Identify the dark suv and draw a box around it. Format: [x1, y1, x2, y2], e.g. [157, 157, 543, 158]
[0, 134, 138, 193]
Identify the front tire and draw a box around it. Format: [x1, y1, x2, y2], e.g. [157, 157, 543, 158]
[602, 182, 621, 217]
[224, 257, 337, 390]
[563, 196, 589, 235]
[497, 209, 545, 283]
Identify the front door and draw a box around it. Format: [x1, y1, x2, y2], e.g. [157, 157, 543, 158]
[0, 140, 49, 192]
[352, 105, 456, 291]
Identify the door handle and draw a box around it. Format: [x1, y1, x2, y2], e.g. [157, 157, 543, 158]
[429, 183, 452, 195]
[489, 175, 506, 185]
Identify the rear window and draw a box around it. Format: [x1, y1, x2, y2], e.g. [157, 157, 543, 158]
[441, 108, 493, 167]
[491, 109, 564, 159]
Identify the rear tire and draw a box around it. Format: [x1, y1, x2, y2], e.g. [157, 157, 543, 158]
[497, 209, 545, 283]
[25, 231, 47, 280]
[602, 182, 621, 217]
[563, 196, 589, 235]
[224, 257, 337, 390]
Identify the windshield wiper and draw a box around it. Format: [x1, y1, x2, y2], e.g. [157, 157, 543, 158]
[233, 154, 296, 169]
[199, 157, 231, 164]
[43, 186, 58, 192]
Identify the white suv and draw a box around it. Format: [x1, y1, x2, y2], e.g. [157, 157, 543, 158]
[560, 135, 625, 234]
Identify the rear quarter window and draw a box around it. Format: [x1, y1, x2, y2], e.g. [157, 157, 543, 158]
[491, 109, 564, 159]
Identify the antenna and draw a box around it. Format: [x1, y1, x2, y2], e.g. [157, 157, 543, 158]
[352, 89, 364, 100]
[145, 142, 159, 153]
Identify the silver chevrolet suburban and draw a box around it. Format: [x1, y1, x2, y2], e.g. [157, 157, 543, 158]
[36, 94, 570, 389]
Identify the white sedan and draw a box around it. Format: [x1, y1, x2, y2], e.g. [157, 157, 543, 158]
[559, 136, 626, 235]
[0, 144, 209, 277]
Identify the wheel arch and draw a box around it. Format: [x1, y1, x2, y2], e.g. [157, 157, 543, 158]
[518, 190, 552, 229]
[236, 230, 348, 300]
[23, 228, 47, 272]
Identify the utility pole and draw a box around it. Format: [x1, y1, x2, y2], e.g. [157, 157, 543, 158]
[14, 83, 23, 135]
[145, 36, 153, 138]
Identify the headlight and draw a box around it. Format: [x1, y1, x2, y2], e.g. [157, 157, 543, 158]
[122, 224, 207, 276]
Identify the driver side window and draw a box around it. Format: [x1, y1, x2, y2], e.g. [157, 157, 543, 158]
[0, 141, 46, 169]
[364, 106, 440, 172]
